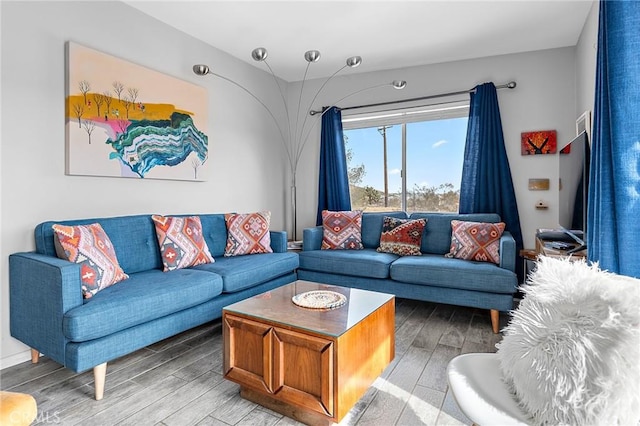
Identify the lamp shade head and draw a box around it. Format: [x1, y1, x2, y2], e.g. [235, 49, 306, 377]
[192, 64, 210, 76]
[304, 50, 321, 63]
[251, 47, 268, 62]
[346, 56, 362, 68]
[392, 80, 407, 89]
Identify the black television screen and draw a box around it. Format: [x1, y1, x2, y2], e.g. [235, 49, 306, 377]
[558, 131, 590, 242]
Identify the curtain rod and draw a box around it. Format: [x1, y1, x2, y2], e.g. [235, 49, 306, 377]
[309, 81, 516, 116]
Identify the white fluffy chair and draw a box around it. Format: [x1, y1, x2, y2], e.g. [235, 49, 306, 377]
[447, 256, 640, 426]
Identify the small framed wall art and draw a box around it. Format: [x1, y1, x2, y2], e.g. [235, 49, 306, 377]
[521, 130, 557, 155]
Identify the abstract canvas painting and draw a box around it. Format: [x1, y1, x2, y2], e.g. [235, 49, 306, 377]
[65, 42, 208, 181]
[521, 130, 557, 155]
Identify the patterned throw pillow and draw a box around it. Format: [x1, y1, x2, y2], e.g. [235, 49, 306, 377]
[224, 211, 273, 256]
[321, 210, 364, 250]
[377, 217, 427, 256]
[152, 215, 214, 271]
[446, 220, 505, 264]
[52, 223, 129, 299]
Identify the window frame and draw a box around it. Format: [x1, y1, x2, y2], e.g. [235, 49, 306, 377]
[342, 100, 470, 212]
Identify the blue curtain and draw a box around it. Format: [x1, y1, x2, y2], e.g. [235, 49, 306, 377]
[460, 83, 524, 277]
[316, 107, 351, 225]
[588, 1, 640, 278]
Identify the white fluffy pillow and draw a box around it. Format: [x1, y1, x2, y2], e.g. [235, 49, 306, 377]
[496, 256, 640, 425]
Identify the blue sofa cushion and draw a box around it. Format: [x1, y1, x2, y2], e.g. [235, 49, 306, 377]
[63, 268, 223, 342]
[409, 213, 502, 255]
[36, 215, 163, 274]
[298, 248, 398, 279]
[390, 254, 517, 294]
[194, 252, 299, 293]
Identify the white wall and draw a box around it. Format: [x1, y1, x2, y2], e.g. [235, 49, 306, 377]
[292, 48, 578, 250]
[576, 1, 599, 120]
[0, 1, 288, 368]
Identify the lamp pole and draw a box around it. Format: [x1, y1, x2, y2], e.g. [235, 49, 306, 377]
[378, 125, 393, 207]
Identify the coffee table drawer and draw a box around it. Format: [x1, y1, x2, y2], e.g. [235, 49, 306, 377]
[224, 314, 334, 417]
[272, 327, 334, 416]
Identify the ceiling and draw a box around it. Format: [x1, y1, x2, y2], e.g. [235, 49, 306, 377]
[126, 0, 594, 82]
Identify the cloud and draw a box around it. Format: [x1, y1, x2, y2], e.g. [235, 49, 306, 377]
[432, 139, 448, 148]
[389, 168, 401, 175]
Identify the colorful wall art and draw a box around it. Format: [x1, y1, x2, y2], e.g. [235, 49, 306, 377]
[521, 130, 557, 155]
[65, 42, 208, 181]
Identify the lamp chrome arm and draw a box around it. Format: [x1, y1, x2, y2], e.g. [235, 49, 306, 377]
[296, 81, 405, 170]
[192, 64, 294, 171]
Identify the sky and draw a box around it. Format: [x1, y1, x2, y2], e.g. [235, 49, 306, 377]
[344, 116, 469, 194]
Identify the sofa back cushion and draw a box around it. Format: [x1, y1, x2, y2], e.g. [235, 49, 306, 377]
[36, 213, 232, 274]
[198, 214, 230, 257]
[361, 211, 409, 249]
[409, 212, 502, 255]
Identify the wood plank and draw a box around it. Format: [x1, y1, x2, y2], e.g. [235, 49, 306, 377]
[438, 307, 474, 348]
[117, 371, 224, 426]
[104, 343, 192, 391]
[9, 363, 85, 395]
[1, 356, 64, 390]
[131, 340, 218, 387]
[396, 384, 445, 426]
[460, 339, 497, 354]
[466, 312, 504, 347]
[411, 303, 456, 351]
[195, 415, 235, 426]
[235, 408, 281, 426]
[172, 348, 222, 382]
[417, 344, 461, 392]
[54, 378, 143, 425]
[208, 392, 259, 425]
[393, 298, 420, 329]
[355, 345, 432, 425]
[393, 301, 435, 355]
[162, 380, 242, 426]
[82, 375, 187, 425]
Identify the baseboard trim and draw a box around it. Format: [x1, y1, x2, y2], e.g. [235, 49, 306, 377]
[0, 350, 32, 371]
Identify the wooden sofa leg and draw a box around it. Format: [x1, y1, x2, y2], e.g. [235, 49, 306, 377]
[31, 349, 40, 364]
[490, 310, 500, 334]
[93, 363, 107, 400]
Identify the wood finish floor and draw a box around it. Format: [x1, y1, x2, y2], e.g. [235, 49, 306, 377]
[1, 299, 506, 425]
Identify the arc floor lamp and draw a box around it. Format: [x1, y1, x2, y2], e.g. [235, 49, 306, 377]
[193, 48, 406, 241]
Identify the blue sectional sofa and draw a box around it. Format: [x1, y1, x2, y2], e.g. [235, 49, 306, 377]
[9, 213, 298, 400]
[298, 212, 517, 333]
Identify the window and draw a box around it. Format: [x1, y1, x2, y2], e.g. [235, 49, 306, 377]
[343, 101, 469, 213]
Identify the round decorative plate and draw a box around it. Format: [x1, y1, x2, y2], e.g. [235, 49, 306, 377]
[292, 290, 347, 309]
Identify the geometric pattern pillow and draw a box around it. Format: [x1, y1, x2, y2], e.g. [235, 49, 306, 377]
[224, 211, 273, 256]
[321, 210, 364, 250]
[151, 215, 215, 272]
[377, 216, 427, 256]
[446, 220, 505, 264]
[52, 222, 129, 299]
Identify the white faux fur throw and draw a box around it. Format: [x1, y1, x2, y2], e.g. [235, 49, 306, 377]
[497, 256, 640, 425]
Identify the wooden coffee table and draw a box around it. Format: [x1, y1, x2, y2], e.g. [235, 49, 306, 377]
[222, 280, 395, 425]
